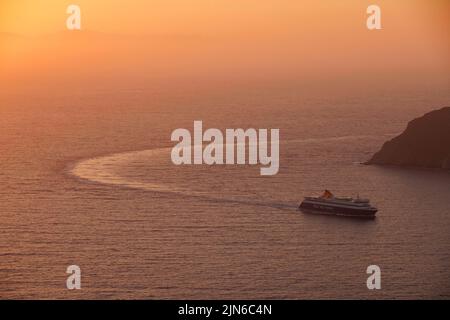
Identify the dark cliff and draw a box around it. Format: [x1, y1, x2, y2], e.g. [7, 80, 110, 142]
[367, 107, 450, 169]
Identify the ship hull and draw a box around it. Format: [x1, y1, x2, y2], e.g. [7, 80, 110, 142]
[299, 201, 377, 219]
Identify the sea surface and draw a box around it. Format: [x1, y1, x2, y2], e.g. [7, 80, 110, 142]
[0, 84, 449, 299]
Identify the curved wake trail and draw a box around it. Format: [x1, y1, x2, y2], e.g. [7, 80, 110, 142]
[70, 134, 388, 209]
[71, 150, 298, 210]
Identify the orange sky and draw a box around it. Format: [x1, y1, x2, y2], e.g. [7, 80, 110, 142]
[1, 0, 448, 37]
[0, 0, 449, 92]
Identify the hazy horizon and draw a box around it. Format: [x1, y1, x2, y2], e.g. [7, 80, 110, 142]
[0, 0, 449, 301]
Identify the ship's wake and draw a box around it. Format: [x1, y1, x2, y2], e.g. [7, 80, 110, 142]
[69, 134, 390, 209]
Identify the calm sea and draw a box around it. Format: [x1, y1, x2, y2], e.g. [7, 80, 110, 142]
[0, 84, 449, 299]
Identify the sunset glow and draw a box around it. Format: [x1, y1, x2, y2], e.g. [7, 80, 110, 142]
[1, 0, 449, 79]
[0, 0, 449, 302]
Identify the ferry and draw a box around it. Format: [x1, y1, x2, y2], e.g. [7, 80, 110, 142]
[299, 190, 378, 218]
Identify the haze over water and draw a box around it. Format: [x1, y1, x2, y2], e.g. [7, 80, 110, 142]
[0, 0, 449, 299]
